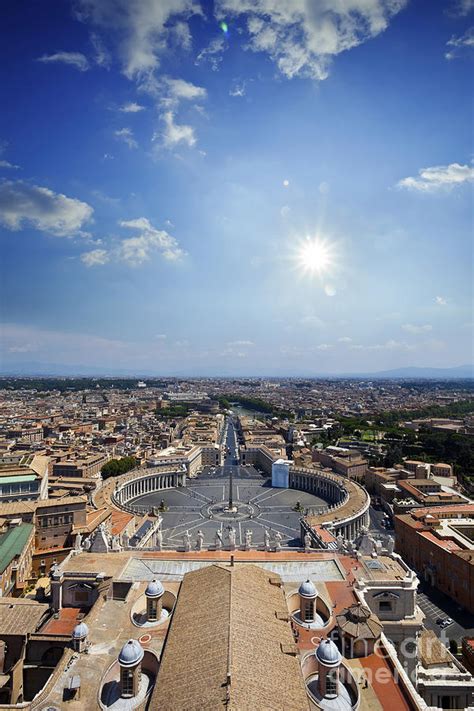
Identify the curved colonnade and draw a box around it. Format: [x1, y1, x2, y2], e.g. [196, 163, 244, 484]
[113, 468, 186, 509]
[291, 466, 370, 542]
[103, 461, 370, 544]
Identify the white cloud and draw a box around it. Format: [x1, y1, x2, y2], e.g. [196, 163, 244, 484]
[171, 20, 193, 50]
[154, 333, 167, 340]
[350, 340, 414, 351]
[402, 323, 433, 334]
[75, 0, 201, 79]
[161, 111, 196, 148]
[165, 77, 206, 102]
[195, 36, 225, 71]
[397, 162, 474, 191]
[338, 336, 352, 343]
[445, 27, 474, 59]
[81, 218, 185, 268]
[114, 127, 138, 149]
[227, 340, 254, 347]
[143, 78, 205, 152]
[229, 81, 246, 97]
[216, 0, 407, 80]
[37, 51, 90, 71]
[118, 217, 185, 265]
[0, 142, 19, 170]
[119, 102, 145, 113]
[435, 295, 447, 306]
[90, 32, 110, 67]
[8, 343, 36, 353]
[315, 343, 333, 351]
[81, 248, 110, 266]
[0, 160, 19, 170]
[448, 0, 474, 16]
[0, 181, 93, 237]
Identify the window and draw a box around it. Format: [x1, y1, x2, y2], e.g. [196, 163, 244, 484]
[379, 601, 392, 612]
[121, 668, 135, 697]
[326, 670, 338, 697]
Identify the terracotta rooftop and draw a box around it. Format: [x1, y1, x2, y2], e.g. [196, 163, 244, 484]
[151, 563, 310, 711]
[0, 495, 87, 517]
[411, 504, 474, 519]
[419, 530, 462, 551]
[111, 509, 135, 536]
[41, 606, 83, 636]
[0, 598, 49, 635]
[336, 603, 383, 640]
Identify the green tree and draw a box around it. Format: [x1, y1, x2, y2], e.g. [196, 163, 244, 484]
[101, 456, 138, 480]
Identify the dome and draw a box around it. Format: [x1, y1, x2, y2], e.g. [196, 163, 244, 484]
[72, 621, 89, 640]
[145, 578, 164, 598]
[316, 639, 342, 668]
[118, 639, 144, 667]
[298, 579, 317, 598]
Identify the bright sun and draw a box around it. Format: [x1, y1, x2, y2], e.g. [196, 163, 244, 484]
[297, 238, 332, 275]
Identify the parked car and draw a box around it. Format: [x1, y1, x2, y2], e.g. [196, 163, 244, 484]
[441, 618, 454, 628]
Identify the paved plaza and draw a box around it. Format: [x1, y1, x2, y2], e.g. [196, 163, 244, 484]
[130, 465, 329, 549]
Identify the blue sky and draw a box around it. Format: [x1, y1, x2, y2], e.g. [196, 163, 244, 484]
[0, 0, 473, 375]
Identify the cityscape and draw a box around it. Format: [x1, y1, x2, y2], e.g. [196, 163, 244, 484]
[0, 1, 473, 711]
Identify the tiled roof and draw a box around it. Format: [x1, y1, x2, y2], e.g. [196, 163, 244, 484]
[151, 563, 309, 711]
[0, 597, 49, 635]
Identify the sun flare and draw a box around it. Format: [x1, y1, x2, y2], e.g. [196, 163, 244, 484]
[296, 237, 333, 276]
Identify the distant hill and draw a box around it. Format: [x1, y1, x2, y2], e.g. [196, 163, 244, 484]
[0, 361, 472, 380]
[354, 365, 474, 379]
[0, 361, 143, 377]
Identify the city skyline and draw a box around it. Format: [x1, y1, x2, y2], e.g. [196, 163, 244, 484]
[1, 0, 473, 376]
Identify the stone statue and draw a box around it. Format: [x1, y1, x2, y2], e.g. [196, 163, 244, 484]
[196, 530, 204, 551]
[90, 524, 109, 553]
[215, 529, 223, 550]
[374, 539, 383, 557]
[122, 532, 129, 549]
[273, 530, 283, 551]
[358, 529, 377, 556]
[304, 531, 312, 552]
[156, 528, 163, 551]
[74, 532, 82, 551]
[345, 539, 355, 555]
[264, 528, 271, 551]
[183, 530, 191, 552]
[386, 536, 395, 556]
[336, 532, 345, 552]
[111, 535, 121, 551]
[83, 536, 92, 551]
[227, 526, 236, 550]
[244, 529, 252, 551]
[156, 513, 163, 530]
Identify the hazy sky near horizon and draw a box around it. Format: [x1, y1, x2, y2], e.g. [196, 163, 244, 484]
[0, 0, 473, 375]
